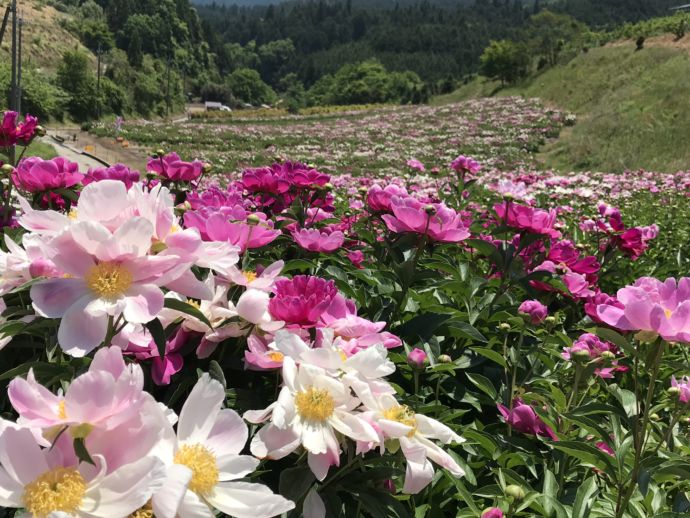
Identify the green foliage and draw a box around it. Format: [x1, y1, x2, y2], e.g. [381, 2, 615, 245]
[56, 50, 99, 121]
[226, 68, 276, 106]
[0, 64, 68, 121]
[307, 60, 426, 106]
[480, 40, 531, 85]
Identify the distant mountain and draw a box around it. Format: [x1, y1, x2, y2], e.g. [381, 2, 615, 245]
[192, 0, 477, 7]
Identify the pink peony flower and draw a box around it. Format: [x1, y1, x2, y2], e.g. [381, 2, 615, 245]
[495, 202, 561, 239]
[382, 196, 470, 243]
[366, 184, 409, 213]
[596, 277, 690, 343]
[12, 156, 83, 193]
[671, 376, 690, 404]
[269, 275, 338, 327]
[83, 163, 140, 189]
[407, 348, 427, 368]
[562, 333, 628, 378]
[407, 158, 426, 172]
[147, 152, 203, 182]
[347, 250, 365, 268]
[497, 400, 558, 440]
[184, 206, 281, 254]
[518, 299, 548, 324]
[450, 155, 481, 175]
[481, 508, 504, 518]
[0, 111, 38, 147]
[585, 291, 622, 325]
[292, 227, 345, 253]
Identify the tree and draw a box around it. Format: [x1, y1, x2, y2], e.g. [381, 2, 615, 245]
[57, 50, 99, 121]
[226, 68, 276, 106]
[480, 40, 530, 85]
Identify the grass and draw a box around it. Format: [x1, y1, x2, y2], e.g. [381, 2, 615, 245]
[434, 45, 690, 173]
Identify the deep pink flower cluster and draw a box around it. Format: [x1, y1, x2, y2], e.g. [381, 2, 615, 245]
[451, 155, 481, 175]
[562, 333, 628, 378]
[147, 151, 204, 182]
[518, 299, 548, 324]
[0, 111, 38, 147]
[83, 163, 140, 189]
[382, 196, 470, 243]
[495, 201, 561, 239]
[497, 399, 558, 440]
[12, 156, 83, 193]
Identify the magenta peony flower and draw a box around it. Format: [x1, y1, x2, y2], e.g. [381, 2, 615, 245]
[0, 111, 38, 147]
[269, 275, 338, 327]
[495, 202, 561, 239]
[184, 206, 281, 253]
[407, 348, 428, 368]
[616, 225, 658, 260]
[671, 376, 690, 404]
[596, 442, 615, 456]
[450, 155, 481, 175]
[497, 400, 558, 440]
[12, 156, 83, 192]
[481, 508, 504, 518]
[382, 196, 470, 243]
[596, 277, 690, 343]
[367, 184, 409, 213]
[518, 299, 548, 324]
[147, 152, 203, 182]
[562, 333, 628, 378]
[585, 291, 622, 325]
[347, 250, 365, 269]
[406, 158, 426, 172]
[83, 163, 140, 189]
[292, 227, 345, 253]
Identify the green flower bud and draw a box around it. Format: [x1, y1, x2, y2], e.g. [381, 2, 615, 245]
[424, 204, 436, 215]
[572, 349, 591, 362]
[498, 323, 511, 331]
[0, 164, 14, 175]
[438, 354, 452, 363]
[505, 484, 525, 500]
[246, 214, 261, 225]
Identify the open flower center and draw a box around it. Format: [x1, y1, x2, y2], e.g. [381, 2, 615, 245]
[23, 467, 87, 518]
[267, 351, 284, 362]
[86, 262, 133, 299]
[129, 501, 154, 518]
[295, 386, 335, 422]
[383, 405, 417, 436]
[174, 444, 219, 495]
[243, 270, 257, 283]
[664, 308, 673, 319]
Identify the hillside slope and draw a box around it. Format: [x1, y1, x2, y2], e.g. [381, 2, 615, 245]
[434, 41, 690, 173]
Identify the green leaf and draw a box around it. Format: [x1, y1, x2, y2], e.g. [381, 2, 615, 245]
[208, 360, 226, 389]
[164, 298, 212, 328]
[145, 318, 167, 358]
[608, 384, 638, 417]
[572, 477, 598, 518]
[551, 441, 617, 476]
[278, 465, 315, 502]
[447, 320, 488, 342]
[595, 327, 634, 356]
[466, 372, 497, 399]
[471, 346, 507, 367]
[74, 438, 96, 466]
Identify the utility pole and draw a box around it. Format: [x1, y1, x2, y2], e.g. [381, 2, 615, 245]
[0, 4, 10, 47]
[96, 42, 102, 120]
[16, 14, 22, 114]
[9, 0, 17, 112]
[165, 53, 172, 118]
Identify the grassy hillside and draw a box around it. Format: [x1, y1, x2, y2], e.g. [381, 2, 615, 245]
[434, 42, 690, 173]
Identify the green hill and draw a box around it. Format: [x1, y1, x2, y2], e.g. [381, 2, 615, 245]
[434, 41, 690, 173]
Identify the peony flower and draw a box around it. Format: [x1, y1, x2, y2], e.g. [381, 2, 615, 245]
[518, 300, 548, 324]
[351, 382, 464, 494]
[292, 227, 345, 253]
[347, 250, 365, 268]
[0, 425, 165, 518]
[407, 158, 425, 172]
[83, 163, 140, 189]
[450, 155, 480, 175]
[245, 357, 379, 481]
[497, 400, 558, 440]
[561, 333, 628, 378]
[0, 110, 38, 147]
[225, 260, 284, 292]
[269, 275, 338, 327]
[12, 156, 84, 193]
[366, 184, 408, 213]
[596, 277, 690, 343]
[481, 508, 505, 518]
[407, 348, 427, 368]
[152, 374, 295, 518]
[8, 346, 147, 434]
[148, 152, 203, 182]
[671, 376, 690, 404]
[495, 202, 560, 239]
[382, 196, 470, 243]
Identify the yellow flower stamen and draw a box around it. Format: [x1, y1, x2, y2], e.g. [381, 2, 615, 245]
[57, 400, 67, 420]
[664, 308, 673, 319]
[85, 262, 133, 299]
[129, 501, 154, 518]
[243, 271, 257, 283]
[173, 444, 219, 496]
[67, 209, 78, 220]
[267, 351, 284, 362]
[295, 386, 335, 422]
[23, 467, 87, 518]
[383, 405, 417, 437]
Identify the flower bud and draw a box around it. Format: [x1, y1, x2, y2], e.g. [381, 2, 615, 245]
[650, 413, 660, 421]
[323, 182, 333, 192]
[155, 149, 166, 158]
[667, 386, 681, 397]
[0, 164, 14, 175]
[544, 316, 557, 325]
[35, 125, 47, 137]
[246, 214, 261, 225]
[358, 187, 368, 195]
[407, 348, 428, 369]
[498, 323, 511, 331]
[572, 349, 591, 362]
[424, 204, 436, 215]
[505, 484, 525, 500]
[202, 162, 213, 174]
[438, 354, 452, 363]
[600, 350, 616, 362]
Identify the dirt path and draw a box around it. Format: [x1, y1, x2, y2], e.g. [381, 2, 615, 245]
[608, 33, 690, 54]
[43, 128, 149, 171]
